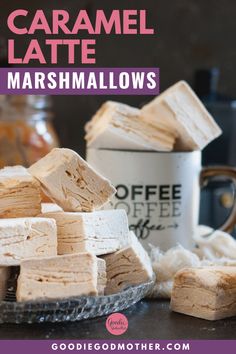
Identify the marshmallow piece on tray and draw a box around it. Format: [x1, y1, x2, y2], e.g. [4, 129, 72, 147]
[0, 166, 41, 218]
[103, 231, 153, 294]
[0, 218, 57, 266]
[42, 209, 129, 256]
[171, 266, 236, 320]
[85, 101, 176, 151]
[16, 253, 103, 301]
[141, 81, 222, 151]
[29, 148, 116, 212]
[0, 267, 10, 301]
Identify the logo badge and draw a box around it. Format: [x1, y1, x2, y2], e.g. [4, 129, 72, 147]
[106, 313, 128, 335]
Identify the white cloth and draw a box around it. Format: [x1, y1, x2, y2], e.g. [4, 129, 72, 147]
[149, 225, 236, 298]
[193, 225, 236, 261]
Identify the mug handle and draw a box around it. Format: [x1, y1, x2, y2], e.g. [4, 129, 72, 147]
[200, 166, 236, 233]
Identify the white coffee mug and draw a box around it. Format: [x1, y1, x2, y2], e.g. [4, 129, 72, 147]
[87, 148, 236, 251]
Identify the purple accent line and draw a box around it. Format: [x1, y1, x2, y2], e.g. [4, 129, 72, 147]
[0, 340, 235, 354]
[0, 68, 160, 95]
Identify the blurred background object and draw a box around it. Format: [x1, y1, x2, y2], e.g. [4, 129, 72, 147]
[1, 0, 236, 157]
[0, 95, 59, 168]
[194, 68, 236, 166]
[193, 68, 236, 235]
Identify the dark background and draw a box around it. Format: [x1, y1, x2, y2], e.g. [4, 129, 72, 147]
[1, 0, 236, 156]
[0, 1, 236, 339]
[1, 0, 236, 230]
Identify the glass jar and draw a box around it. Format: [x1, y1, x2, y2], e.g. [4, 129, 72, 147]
[0, 95, 59, 168]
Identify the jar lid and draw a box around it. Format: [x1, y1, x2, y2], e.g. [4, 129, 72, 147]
[0, 104, 53, 122]
[7, 95, 52, 110]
